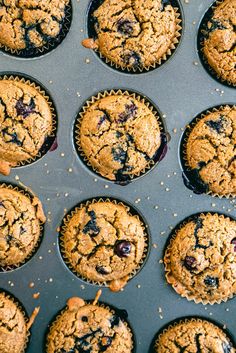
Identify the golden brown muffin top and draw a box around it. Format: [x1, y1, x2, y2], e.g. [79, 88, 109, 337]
[185, 106, 236, 196]
[202, 0, 236, 85]
[0, 0, 70, 52]
[164, 213, 236, 304]
[156, 319, 235, 353]
[61, 200, 146, 292]
[0, 79, 53, 176]
[0, 186, 46, 268]
[82, 0, 181, 70]
[79, 94, 161, 181]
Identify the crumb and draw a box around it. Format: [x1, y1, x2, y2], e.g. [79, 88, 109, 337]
[159, 259, 163, 264]
[61, 153, 65, 157]
[152, 243, 158, 248]
[136, 284, 141, 289]
[68, 168, 73, 173]
[33, 292, 40, 299]
[85, 58, 90, 64]
[135, 198, 141, 204]
[104, 185, 109, 189]
[29, 282, 35, 288]
[15, 175, 20, 181]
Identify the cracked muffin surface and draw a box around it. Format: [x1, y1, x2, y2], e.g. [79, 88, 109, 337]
[164, 213, 236, 304]
[0, 186, 46, 268]
[185, 106, 236, 196]
[202, 0, 236, 85]
[61, 200, 146, 292]
[155, 318, 235, 353]
[0, 0, 70, 53]
[0, 79, 53, 175]
[46, 295, 133, 353]
[79, 94, 162, 181]
[0, 291, 27, 353]
[82, 0, 181, 70]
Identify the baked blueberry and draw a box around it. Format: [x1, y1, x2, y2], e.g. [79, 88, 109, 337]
[117, 19, 133, 35]
[15, 98, 35, 118]
[115, 241, 131, 258]
[184, 256, 197, 271]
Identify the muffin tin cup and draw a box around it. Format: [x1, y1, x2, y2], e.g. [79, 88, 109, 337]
[0, 73, 58, 172]
[149, 316, 236, 353]
[73, 89, 170, 185]
[0, 2, 72, 59]
[0, 182, 45, 272]
[45, 298, 136, 353]
[164, 211, 236, 305]
[58, 197, 150, 290]
[86, 0, 183, 74]
[0, 289, 31, 353]
[197, 0, 236, 88]
[179, 104, 236, 198]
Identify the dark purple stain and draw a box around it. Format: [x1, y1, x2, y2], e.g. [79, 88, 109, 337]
[231, 238, 236, 252]
[49, 137, 58, 152]
[118, 102, 138, 123]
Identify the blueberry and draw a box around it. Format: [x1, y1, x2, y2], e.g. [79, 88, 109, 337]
[15, 98, 35, 118]
[49, 137, 58, 152]
[114, 240, 131, 258]
[222, 342, 233, 353]
[81, 316, 88, 322]
[184, 256, 197, 271]
[204, 276, 219, 288]
[20, 227, 26, 234]
[118, 102, 138, 123]
[97, 115, 107, 128]
[96, 265, 109, 275]
[110, 315, 120, 328]
[83, 211, 100, 236]
[182, 170, 209, 195]
[117, 19, 133, 35]
[100, 336, 112, 351]
[231, 238, 236, 252]
[6, 234, 13, 242]
[161, 0, 171, 9]
[2, 128, 22, 146]
[205, 116, 225, 133]
[112, 147, 126, 164]
[122, 51, 142, 69]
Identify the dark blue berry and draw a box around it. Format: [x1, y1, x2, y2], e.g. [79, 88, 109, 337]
[112, 147, 127, 164]
[184, 256, 197, 271]
[118, 103, 137, 123]
[97, 115, 107, 128]
[83, 211, 100, 236]
[96, 265, 109, 275]
[117, 19, 133, 35]
[204, 276, 219, 287]
[122, 51, 142, 69]
[15, 98, 35, 118]
[2, 128, 22, 146]
[81, 316, 88, 322]
[205, 116, 225, 133]
[231, 238, 236, 252]
[114, 240, 131, 258]
[110, 315, 120, 328]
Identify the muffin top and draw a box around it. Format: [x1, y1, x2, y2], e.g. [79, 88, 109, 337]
[61, 200, 146, 292]
[155, 318, 235, 353]
[46, 293, 133, 353]
[0, 79, 53, 176]
[0, 0, 70, 52]
[0, 291, 27, 353]
[164, 213, 236, 304]
[202, 0, 236, 85]
[82, 0, 180, 70]
[185, 106, 236, 196]
[79, 94, 162, 181]
[0, 185, 46, 268]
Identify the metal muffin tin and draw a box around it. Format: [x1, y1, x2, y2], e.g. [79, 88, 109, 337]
[0, 0, 235, 352]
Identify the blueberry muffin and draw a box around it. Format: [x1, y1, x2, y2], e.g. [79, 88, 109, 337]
[46, 291, 133, 353]
[60, 200, 146, 292]
[164, 213, 236, 304]
[78, 93, 163, 181]
[201, 0, 236, 85]
[0, 78, 54, 176]
[185, 106, 236, 196]
[82, 0, 181, 71]
[0, 0, 70, 56]
[0, 185, 46, 268]
[155, 318, 235, 353]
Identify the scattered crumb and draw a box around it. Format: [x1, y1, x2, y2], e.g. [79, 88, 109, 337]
[49, 80, 53, 84]
[29, 282, 35, 288]
[173, 213, 177, 217]
[49, 278, 53, 283]
[159, 259, 163, 264]
[193, 61, 198, 66]
[65, 193, 69, 197]
[77, 92, 81, 97]
[135, 198, 141, 204]
[94, 178, 98, 182]
[80, 285, 85, 290]
[33, 292, 40, 299]
[211, 203, 216, 207]
[61, 153, 65, 157]
[173, 128, 177, 133]
[136, 284, 141, 289]
[152, 243, 158, 249]
[104, 185, 109, 189]
[39, 256, 43, 260]
[154, 205, 159, 209]
[160, 181, 164, 185]
[15, 175, 20, 181]
[85, 58, 90, 64]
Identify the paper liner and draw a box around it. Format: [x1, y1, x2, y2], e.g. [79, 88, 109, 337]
[0, 289, 30, 353]
[87, 0, 183, 74]
[0, 2, 72, 59]
[73, 89, 169, 184]
[58, 197, 150, 289]
[180, 104, 236, 198]
[0, 74, 58, 171]
[164, 211, 236, 305]
[152, 317, 236, 353]
[45, 299, 135, 353]
[197, 0, 236, 88]
[0, 182, 45, 272]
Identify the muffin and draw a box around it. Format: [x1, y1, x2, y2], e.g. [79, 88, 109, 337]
[0, 291, 39, 353]
[60, 199, 147, 292]
[82, 0, 182, 71]
[155, 318, 235, 353]
[0, 77, 54, 176]
[184, 105, 236, 196]
[0, 0, 71, 57]
[46, 290, 133, 353]
[201, 0, 236, 86]
[164, 212, 236, 304]
[77, 92, 164, 182]
[0, 184, 46, 269]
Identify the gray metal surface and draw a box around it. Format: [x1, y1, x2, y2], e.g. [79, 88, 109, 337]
[0, 0, 235, 352]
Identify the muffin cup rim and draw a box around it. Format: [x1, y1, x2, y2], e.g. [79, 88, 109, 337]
[0, 181, 45, 272]
[73, 88, 170, 185]
[164, 211, 236, 305]
[179, 104, 236, 198]
[58, 196, 150, 290]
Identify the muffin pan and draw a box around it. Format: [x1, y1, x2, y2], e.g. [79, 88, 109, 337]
[0, 0, 235, 352]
